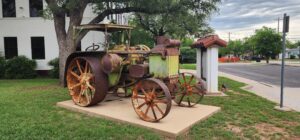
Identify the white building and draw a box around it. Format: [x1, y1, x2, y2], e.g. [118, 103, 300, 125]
[0, 0, 127, 72]
[279, 47, 300, 59]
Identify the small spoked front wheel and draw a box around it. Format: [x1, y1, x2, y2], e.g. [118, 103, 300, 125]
[131, 78, 172, 122]
[173, 72, 206, 107]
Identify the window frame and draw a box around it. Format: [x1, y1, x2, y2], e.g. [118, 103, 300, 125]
[31, 36, 45, 60]
[29, 0, 43, 17]
[4, 37, 18, 59]
[2, 0, 16, 17]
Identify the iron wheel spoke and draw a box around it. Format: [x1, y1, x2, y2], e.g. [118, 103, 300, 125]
[70, 71, 80, 80]
[154, 104, 164, 115]
[178, 94, 186, 105]
[76, 60, 83, 74]
[137, 102, 147, 109]
[145, 105, 151, 115]
[151, 106, 157, 120]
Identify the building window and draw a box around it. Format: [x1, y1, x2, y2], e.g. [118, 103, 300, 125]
[4, 37, 18, 59]
[31, 37, 45, 59]
[29, 0, 43, 17]
[2, 0, 16, 17]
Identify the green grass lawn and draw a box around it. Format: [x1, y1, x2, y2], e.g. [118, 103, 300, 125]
[1, 78, 300, 139]
[180, 63, 196, 70]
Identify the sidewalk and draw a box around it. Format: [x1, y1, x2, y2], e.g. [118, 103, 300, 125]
[219, 72, 300, 112]
[180, 69, 300, 112]
[220, 60, 300, 67]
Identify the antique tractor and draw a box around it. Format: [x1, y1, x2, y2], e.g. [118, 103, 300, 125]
[65, 23, 206, 122]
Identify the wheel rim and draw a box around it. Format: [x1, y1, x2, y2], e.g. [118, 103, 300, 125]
[174, 72, 206, 107]
[66, 57, 107, 106]
[132, 78, 172, 122]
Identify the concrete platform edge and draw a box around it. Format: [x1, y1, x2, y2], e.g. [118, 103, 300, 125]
[56, 101, 221, 138]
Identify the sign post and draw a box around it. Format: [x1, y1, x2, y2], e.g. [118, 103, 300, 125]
[279, 13, 289, 109]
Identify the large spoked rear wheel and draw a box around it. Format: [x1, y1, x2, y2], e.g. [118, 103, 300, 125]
[132, 78, 172, 122]
[66, 57, 108, 107]
[173, 72, 206, 107]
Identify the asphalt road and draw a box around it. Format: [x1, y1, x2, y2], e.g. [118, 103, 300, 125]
[219, 64, 300, 88]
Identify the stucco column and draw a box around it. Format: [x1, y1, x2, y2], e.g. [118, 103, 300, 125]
[206, 47, 219, 93]
[0, 1, 2, 19]
[196, 49, 202, 77]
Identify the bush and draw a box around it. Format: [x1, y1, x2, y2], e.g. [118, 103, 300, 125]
[48, 58, 59, 78]
[5, 56, 37, 79]
[290, 55, 296, 59]
[181, 38, 194, 46]
[0, 57, 6, 78]
[180, 47, 196, 63]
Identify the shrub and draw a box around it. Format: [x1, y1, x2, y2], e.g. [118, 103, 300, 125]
[48, 58, 59, 78]
[0, 57, 6, 78]
[5, 56, 37, 79]
[181, 38, 194, 46]
[180, 47, 196, 63]
[290, 55, 296, 59]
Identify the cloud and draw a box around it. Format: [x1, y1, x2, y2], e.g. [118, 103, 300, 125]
[210, 0, 300, 41]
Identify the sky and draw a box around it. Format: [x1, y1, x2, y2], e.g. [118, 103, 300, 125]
[209, 0, 300, 42]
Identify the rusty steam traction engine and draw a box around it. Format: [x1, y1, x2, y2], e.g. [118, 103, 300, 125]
[65, 24, 206, 122]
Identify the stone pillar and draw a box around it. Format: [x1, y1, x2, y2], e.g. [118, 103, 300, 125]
[0, 1, 2, 19]
[196, 49, 202, 77]
[206, 47, 219, 94]
[191, 35, 227, 95]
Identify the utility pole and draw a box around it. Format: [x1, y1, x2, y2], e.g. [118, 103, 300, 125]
[277, 17, 280, 33]
[228, 32, 231, 42]
[275, 17, 283, 33]
[276, 13, 291, 111]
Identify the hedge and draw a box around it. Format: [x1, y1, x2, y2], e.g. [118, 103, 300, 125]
[4, 56, 37, 79]
[48, 58, 59, 78]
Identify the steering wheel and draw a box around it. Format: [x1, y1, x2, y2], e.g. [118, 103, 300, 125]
[131, 44, 151, 51]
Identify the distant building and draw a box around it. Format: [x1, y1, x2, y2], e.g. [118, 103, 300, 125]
[0, 0, 127, 71]
[279, 47, 300, 59]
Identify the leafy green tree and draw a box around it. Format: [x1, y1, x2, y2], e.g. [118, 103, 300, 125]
[44, 0, 219, 84]
[219, 40, 244, 57]
[132, 0, 220, 41]
[286, 40, 297, 49]
[252, 27, 282, 63]
[243, 36, 256, 57]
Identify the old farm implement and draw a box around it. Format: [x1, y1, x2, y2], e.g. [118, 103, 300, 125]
[65, 23, 206, 122]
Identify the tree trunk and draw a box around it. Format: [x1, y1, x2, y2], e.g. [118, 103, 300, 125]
[266, 57, 269, 63]
[58, 40, 76, 86]
[51, 2, 86, 86]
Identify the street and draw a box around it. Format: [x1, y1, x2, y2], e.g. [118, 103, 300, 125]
[219, 64, 300, 88]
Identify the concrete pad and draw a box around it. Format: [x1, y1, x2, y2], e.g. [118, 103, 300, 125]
[274, 106, 293, 112]
[57, 96, 220, 138]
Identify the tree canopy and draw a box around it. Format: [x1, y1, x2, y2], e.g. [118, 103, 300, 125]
[131, 0, 219, 40]
[219, 26, 285, 63]
[252, 27, 282, 63]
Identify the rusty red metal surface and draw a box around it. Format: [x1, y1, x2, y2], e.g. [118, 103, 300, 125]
[66, 57, 108, 106]
[151, 36, 181, 58]
[131, 78, 172, 122]
[101, 53, 123, 74]
[191, 35, 227, 48]
[129, 64, 149, 78]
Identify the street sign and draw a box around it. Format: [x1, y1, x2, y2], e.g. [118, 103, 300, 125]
[284, 16, 290, 33]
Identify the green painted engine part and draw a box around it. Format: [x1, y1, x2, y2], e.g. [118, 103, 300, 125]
[149, 55, 179, 78]
[108, 66, 123, 87]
